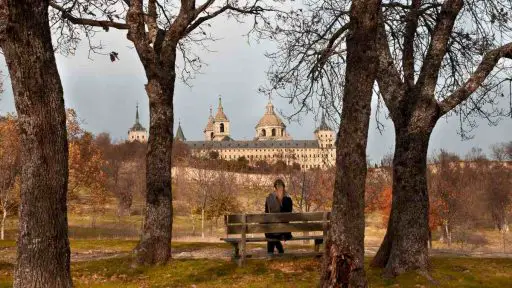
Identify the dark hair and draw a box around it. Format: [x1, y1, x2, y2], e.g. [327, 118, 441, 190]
[273, 179, 285, 189]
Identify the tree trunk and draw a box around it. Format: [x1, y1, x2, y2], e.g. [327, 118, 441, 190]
[372, 122, 435, 277]
[445, 222, 452, 246]
[191, 214, 196, 236]
[319, 1, 381, 287]
[1, 207, 6, 240]
[201, 208, 205, 239]
[1, 1, 72, 287]
[133, 75, 174, 265]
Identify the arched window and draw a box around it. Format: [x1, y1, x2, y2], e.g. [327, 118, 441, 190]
[281, 129, 284, 136]
[220, 123, 225, 133]
[261, 129, 266, 137]
[272, 128, 276, 136]
[210, 132, 214, 139]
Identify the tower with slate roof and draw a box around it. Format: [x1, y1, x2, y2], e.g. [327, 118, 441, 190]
[128, 104, 148, 143]
[203, 96, 232, 141]
[314, 112, 335, 148]
[175, 120, 186, 141]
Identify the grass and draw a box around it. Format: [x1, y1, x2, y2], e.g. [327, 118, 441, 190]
[0, 239, 232, 252]
[1, 255, 511, 287]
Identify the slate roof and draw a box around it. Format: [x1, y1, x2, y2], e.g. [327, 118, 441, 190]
[185, 140, 319, 149]
[314, 112, 332, 133]
[175, 123, 186, 141]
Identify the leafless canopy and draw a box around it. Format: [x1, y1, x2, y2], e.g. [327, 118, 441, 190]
[260, 0, 512, 136]
[49, 0, 276, 83]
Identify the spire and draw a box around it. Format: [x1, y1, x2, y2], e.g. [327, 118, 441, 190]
[204, 106, 215, 132]
[315, 110, 332, 132]
[135, 102, 140, 125]
[129, 102, 146, 132]
[214, 95, 229, 121]
[175, 120, 186, 141]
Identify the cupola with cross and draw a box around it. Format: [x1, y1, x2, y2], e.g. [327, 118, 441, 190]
[254, 97, 291, 140]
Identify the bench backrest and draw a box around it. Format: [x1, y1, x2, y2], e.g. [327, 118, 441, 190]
[224, 212, 331, 235]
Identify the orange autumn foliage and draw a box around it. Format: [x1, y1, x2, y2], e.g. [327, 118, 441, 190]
[365, 180, 392, 226]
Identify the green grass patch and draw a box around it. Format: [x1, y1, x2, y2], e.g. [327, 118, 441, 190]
[0, 241, 15, 249]
[1, 255, 511, 287]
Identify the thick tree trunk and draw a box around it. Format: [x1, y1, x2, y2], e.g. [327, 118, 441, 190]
[1, 1, 72, 287]
[133, 75, 174, 265]
[319, 1, 380, 287]
[372, 121, 435, 277]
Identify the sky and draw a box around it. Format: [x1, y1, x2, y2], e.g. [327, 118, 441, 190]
[0, 15, 511, 164]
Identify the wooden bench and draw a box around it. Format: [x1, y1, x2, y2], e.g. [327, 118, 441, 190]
[221, 212, 330, 266]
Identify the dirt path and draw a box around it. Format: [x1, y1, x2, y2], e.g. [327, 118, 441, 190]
[2, 245, 511, 265]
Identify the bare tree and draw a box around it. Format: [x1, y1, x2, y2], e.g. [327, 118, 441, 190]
[371, 1, 512, 275]
[491, 141, 512, 161]
[318, 1, 381, 287]
[188, 162, 217, 238]
[428, 150, 463, 246]
[485, 163, 511, 232]
[0, 0, 72, 286]
[261, 0, 512, 276]
[49, 0, 274, 265]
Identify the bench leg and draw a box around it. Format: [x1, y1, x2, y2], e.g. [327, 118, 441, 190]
[233, 243, 240, 259]
[314, 239, 323, 252]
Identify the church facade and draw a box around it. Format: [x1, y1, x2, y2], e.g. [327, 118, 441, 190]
[176, 96, 336, 170]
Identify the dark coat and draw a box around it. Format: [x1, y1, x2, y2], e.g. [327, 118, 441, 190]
[264, 193, 293, 240]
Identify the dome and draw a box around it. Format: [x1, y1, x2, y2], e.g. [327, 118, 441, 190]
[255, 101, 286, 128]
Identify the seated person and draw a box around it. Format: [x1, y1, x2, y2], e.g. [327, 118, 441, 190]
[264, 179, 293, 255]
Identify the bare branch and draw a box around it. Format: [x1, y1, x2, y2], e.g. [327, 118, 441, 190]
[375, 15, 405, 112]
[49, 2, 129, 30]
[402, 0, 421, 87]
[439, 43, 512, 115]
[186, 3, 266, 36]
[416, 0, 463, 97]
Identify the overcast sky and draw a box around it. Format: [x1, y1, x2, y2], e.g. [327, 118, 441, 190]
[0, 15, 511, 164]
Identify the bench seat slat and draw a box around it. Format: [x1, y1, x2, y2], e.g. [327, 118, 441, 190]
[221, 235, 324, 243]
[227, 222, 325, 234]
[226, 212, 330, 224]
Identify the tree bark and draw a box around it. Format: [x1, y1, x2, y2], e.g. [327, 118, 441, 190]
[0, 1, 72, 287]
[372, 113, 437, 277]
[133, 75, 174, 265]
[319, 1, 381, 287]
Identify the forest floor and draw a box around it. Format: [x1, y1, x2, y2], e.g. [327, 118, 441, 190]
[2, 211, 512, 287]
[1, 240, 512, 287]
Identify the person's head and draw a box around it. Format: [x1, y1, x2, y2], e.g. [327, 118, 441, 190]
[273, 179, 285, 195]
